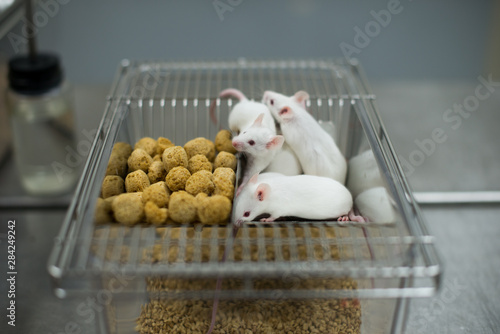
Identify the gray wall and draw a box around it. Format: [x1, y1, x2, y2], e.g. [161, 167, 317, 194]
[0, 0, 494, 84]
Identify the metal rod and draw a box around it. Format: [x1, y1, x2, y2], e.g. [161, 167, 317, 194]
[414, 191, 500, 205]
[25, 0, 37, 61]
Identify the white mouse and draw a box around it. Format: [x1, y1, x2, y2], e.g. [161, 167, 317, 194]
[355, 187, 396, 224]
[264, 142, 303, 176]
[262, 90, 347, 184]
[211, 88, 276, 134]
[318, 120, 337, 141]
[231, 114, 285, 187]
[232, 172, 285, 223]
[347, 150, 385, 198]
[234, 173, 364, 225]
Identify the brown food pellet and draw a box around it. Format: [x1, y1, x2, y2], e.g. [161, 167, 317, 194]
[215, 129, 237, 154]
[213, 175, 235, 200]
[103, 195, 118, 207]
[152, 154, 162, 162]
[142, 181, 170, 208]
[111, 193, 144, 225]
[213, 167, 236, 184]
[214, 151, 237, 170]
[162, 146, 189, 173]
[156, 136, 175, 155]
[148, 160, 167, 184]
[105, 153, 128, 179]
[165, 166, 191, 192]
[128, 148, 153, 173]
[101, 175, 125, 199]
[168, 191, 197, 224]
[144, 201, 168, 225]
[185, 171, 215, 196]
[188, 154, 213, 174]
[125, 170, 150, 192]
[196, 194, 231, 225]
[184, 137, 216, 161]
[112, 142, 133, 158]
[134, 137, 157, 156]
[94, 198, 113, 224]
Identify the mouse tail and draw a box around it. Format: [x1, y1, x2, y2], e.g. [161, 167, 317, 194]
[219, 88, 248, 101]
[209, 88, 247, 129]
[208, 99, 219, 128]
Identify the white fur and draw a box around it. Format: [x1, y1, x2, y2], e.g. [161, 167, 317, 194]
[232, 124, 283, 185]
[264, 143, 302, 176]
[347, 150, 385, 198]
[355, 187, 395, 224]
[234, 174, 352, 224]
[318, 120, 337, 141]
[262, 90, 347, 184]
[228, 100, 276, 134]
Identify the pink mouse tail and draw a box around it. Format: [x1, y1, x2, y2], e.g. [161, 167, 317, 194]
[209, 88, 248, 129]
[209, 99, 219, 127]
[219, 88, 248, 101]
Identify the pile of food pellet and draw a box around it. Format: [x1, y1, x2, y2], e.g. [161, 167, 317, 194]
[137, 293, 361, 334]
[135, 226, 361, 334]
[94, 130, 237, 226]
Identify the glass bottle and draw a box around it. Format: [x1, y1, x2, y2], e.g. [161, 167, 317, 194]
[6, 53, 77, 196]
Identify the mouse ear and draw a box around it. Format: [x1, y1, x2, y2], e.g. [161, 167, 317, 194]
[248, 174, 259, 184]
[293, 90, 309, 108]
[266, 135, 284, 150]
[252, 113, 265, 127]
[255, 183, 270, 201]
[279, 106, 294, 119]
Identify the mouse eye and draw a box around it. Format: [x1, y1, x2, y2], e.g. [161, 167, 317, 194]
[270, 99, 274, 106]
[248, 140, 255, 146]
[243, 211, 250, 217]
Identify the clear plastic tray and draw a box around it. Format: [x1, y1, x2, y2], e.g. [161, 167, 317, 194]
[48, 58, 441, 334]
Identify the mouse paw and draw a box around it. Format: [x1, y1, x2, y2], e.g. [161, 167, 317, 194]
[260, 217, 275, 222]
[337, 215, 349, 222]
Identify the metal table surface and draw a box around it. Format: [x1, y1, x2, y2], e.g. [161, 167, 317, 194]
[0, 81, 499, 334]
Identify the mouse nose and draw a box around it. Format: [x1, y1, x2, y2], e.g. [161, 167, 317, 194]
[232, 140, 242, 150]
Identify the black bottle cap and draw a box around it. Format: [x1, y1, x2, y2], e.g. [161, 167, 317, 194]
[8, 53, 63, 95]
